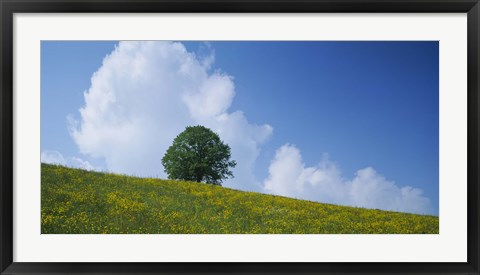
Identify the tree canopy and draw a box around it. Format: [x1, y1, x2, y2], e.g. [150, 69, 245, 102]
[161, 125, 236, 186]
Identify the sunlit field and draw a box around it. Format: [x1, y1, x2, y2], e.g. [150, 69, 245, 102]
[41, 164, 439, 234]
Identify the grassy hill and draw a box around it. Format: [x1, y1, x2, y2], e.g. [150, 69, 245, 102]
[41, 163, 439, 234]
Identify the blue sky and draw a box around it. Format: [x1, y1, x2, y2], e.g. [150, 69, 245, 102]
[41, 41, 438, 215]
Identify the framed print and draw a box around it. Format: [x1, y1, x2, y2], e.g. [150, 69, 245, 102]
[1, 0, 479, 274]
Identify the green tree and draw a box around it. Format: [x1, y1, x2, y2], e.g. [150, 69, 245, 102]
[161, 125, 236, 186]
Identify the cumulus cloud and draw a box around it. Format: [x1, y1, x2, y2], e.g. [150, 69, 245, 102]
[69, 41, 272, 190]
[70, 157, 95, 171]
[41, 150, 66, 165]
[264, 144, 433, 215]
[41, 150, 96, 171]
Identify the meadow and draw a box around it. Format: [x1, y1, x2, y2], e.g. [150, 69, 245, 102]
[41, 163, 439, 234]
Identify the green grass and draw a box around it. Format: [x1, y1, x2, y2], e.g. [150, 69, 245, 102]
[41, 163, 439, 234]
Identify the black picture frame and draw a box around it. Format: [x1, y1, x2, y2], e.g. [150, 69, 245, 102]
[1, 0, 479, 274]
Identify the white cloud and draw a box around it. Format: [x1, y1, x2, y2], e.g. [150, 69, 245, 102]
[197, 42, 215, 70]
[41, 150, 97, 171]
[264, 144, 433, 215]
[70, 157, 95, 171]
[41, 150, 66, 165]
[69, 41, 272, 190]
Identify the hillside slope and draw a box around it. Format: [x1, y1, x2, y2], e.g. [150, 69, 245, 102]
[41, 164, 438, 234]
